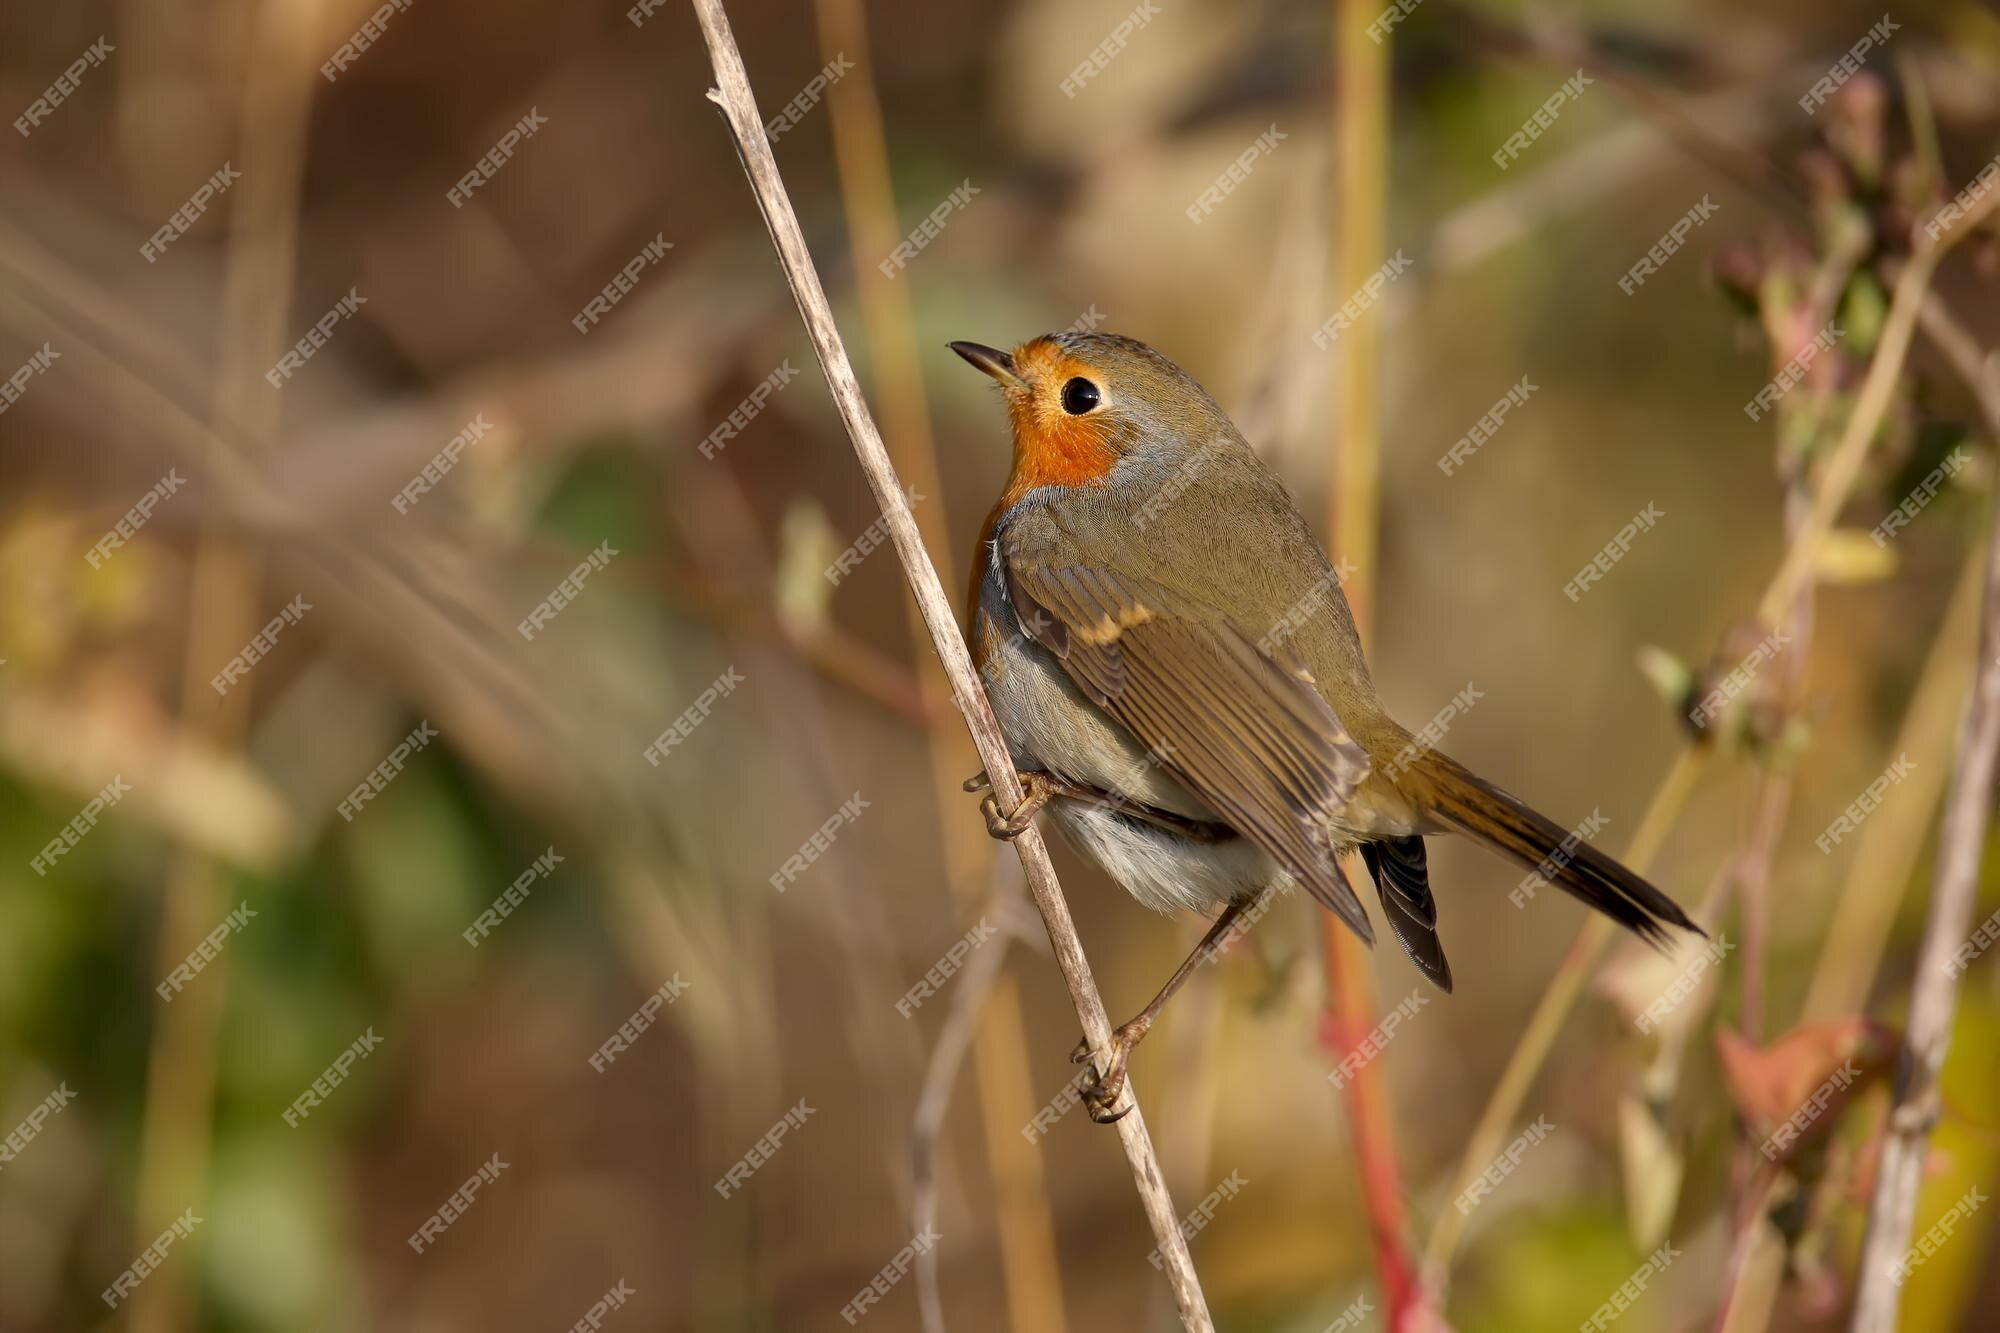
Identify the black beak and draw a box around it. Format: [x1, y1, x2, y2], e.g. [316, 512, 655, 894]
[949, 341, 1026, 390]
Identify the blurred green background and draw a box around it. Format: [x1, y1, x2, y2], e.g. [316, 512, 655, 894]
[3, 0, 2000, 1329]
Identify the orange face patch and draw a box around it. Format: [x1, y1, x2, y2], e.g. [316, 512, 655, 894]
[996, 338, 1119, 508]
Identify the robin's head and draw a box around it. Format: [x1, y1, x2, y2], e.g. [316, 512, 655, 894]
[950, 332, 1228, 502]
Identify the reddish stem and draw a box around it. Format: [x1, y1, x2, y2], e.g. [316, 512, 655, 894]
[1318, 911, 1434, 1331]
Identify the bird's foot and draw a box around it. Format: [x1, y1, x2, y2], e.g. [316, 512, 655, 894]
[972, 770, 1074, 841]
[1069, 1015, 1152, 1124]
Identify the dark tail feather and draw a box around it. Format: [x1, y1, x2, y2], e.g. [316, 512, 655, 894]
[1401, 750, 1699, 946]
[1361, 838, 1453, 992]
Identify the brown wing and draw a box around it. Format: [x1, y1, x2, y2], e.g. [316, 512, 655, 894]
[1006, 558, 1375, 941]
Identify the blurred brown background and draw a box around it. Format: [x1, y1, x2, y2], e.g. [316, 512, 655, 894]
[4, 0, 2000, 1329]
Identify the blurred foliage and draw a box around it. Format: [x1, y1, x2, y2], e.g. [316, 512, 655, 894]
[2, 0, 2000, 1330]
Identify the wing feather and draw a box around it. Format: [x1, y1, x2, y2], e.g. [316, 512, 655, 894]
[1007, 555, 1375, 940]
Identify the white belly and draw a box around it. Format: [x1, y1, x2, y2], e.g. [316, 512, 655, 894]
[1046, 799, 1288, 914]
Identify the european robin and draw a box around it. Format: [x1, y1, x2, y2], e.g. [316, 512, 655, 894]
[950, 331, 1698, 1121]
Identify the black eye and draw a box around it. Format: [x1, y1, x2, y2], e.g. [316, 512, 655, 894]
[1060, 377, 1101, 415]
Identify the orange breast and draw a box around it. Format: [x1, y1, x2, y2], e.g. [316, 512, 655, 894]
[966, 338, 1120, 660]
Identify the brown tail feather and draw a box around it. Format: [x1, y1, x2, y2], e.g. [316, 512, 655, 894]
[1399, 749, 1699, 946]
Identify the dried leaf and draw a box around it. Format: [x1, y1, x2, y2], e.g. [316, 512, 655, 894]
[1714, 1017, 1898, 1166]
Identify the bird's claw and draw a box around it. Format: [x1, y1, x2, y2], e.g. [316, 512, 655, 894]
[977, 771, 1060, 841]
[1070, 1018, 1148, 1124]
[980, 794, 1035, 840]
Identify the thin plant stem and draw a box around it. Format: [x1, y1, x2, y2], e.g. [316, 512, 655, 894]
[1326, 3, 1433, 1327]
[910, 865, 1034, 1333]
[1426, 180, 2000, 1293]
[1850, 493, 2000, 1329]
[808, 3, 1071, 1325]
[1422, 746, 1703, 1289]
[131, 6, 318, 1329]
[1799, 545, 1984, 1022]
[1721, 258, 2000, 1333]
[1849, 289, 2000, 1333]
[687, 3, 1215, 1324]
[1756, 213, 1996, 630]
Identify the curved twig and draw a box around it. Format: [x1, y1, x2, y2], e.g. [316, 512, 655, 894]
[1850, 303, 2000, 1333]
[909, 864, 1041, 1333]
[685, 3, 1216, 1327]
